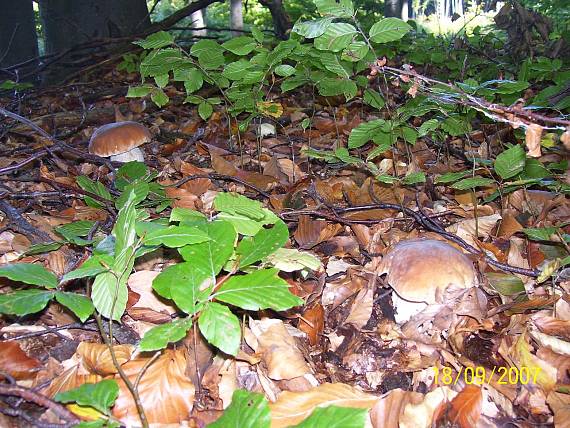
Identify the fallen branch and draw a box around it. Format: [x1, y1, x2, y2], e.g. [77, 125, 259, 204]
[0, 383, 80, 427]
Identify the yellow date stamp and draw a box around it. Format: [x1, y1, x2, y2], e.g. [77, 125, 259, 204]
[434, 366, 542, 386]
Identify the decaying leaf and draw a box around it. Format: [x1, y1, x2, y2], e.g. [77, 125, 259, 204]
[113, 349, 195, 425]
[269, 383, 378, 427]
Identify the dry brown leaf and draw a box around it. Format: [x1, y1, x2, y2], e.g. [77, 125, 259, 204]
[294, 216, 341, 249]
[0, 341, 42, 380]
[525, 123, 543, 157]
[210, 152, 238, 175]
[179, 161, 211, 196]
[344, 285, 374, 328]
[547, 391, 570, 428]
[249, 318, 311, 380]
[298, 303, 325, 346]
[269, 383, 378, 427]
[113, 349, 195, 425]
[400, 387, 457, 428]
[370, 388, 424, 428]
[77, 342, 134, 376]
[435, 384, 482, 428]
[447, 214, 502, 247]
[127, 270, 177, 314]
[164, 186, 200, 209]
[43, 364, 102, 398]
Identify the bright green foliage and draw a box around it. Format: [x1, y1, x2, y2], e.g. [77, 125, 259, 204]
[207, 390, 271, 428]
[0, 263, 58, 288]
[135, 192, 306, 355]
[55, 379, 119, 415]
[293, 406, 368, 427]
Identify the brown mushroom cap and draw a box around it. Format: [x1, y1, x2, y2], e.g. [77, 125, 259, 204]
[88, 121, 151, 157]
[379, 239, 478, 304]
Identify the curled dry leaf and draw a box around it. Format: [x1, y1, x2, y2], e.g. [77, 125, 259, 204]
[77, 342, 134, 376]
[113, 349, 195, 425]
[547, 391, 570, 428]
[525, 123, 543, 157]
[0, 341, 42, 380]
[370, 388, 424, 428]
[344, 286, 374, 329]
[269, 382, 378, 427]
[446, 214, 502, 247]
[435, 384, 482, 428]
[400, 387, 458, 428]
[298, 303, 325, 346]
[248, 318, 311, 380]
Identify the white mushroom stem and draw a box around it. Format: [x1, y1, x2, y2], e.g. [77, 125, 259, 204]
[392, 293, 428, 324]
[109, 147, 145, 163]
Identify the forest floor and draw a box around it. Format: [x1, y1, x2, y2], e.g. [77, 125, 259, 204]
[0, 57, 569, 428]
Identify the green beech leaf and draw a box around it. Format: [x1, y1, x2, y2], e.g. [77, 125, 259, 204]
[198, 302, 241, 356]
[214, 193, 266, 220]
[293, 405, 367, 428]
[208, 390, 270, 428]
[402, 171, 426, 185]
[62, 254, 113, 282]
[363, 89, 385, 109]
[369, 18, 411, 43]
[198, 102, 214, 120]
[222, 60, 254, 80]
[292, 17, 334, 38]
[314, 23, 356, 52]
[523, 226, 558, 242]
[494, 145, 526, 180]
[486, 273, 525, 296]
[451, 176, 495, 190]
[274, 64, 296, 77]
[341, 41, 369, 62]
[0, 263, 58, 288]
[215, 268, 303, 311]
[236, 219, 289, 268]
[222, 36, 257, 55]
[55, 380, 119, 414]
[418, 119, 439, 136]
[216, 213, 264, 236]
[139, 318, 193, 351]
[134, 31, 174, 49]
[153, 262, 211, 314]
[55, 292, 94, 322]
[143, 226, 210, 248]
[126, 85, 154, 98]
[348, 119, 388, 148]
[0, 289, 54, 316]
[91, 271, 127, 321]
[170, 207, 207, 223]
[178, 220, 237, 277]
[314, 0, 354, 17]
[264, 248, 321, 272]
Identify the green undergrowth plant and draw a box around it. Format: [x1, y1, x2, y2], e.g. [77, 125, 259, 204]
[126, 0, 568, 199]
[0, 163, 319, 357]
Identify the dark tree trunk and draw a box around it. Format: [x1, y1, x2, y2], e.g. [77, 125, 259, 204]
[38, 0, 149, 83]
[0, 0, 39, 81]
[39, 0, 150, 53]
[258, 0, 292, 40]
[384, 0, 404, 17]
[109, 0, 151, 36]
[230, 0, 244, 37]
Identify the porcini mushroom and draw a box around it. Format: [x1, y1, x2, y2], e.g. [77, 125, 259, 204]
[88, 121, 151, 163]
[378, 239, 478, 324]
